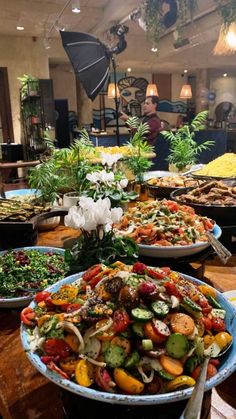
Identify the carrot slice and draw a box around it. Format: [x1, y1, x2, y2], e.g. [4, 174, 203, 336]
[159, 354, 183, 376]
[170, 313, 195, 336]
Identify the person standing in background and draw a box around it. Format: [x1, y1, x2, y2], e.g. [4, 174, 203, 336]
[120, 95, 162, 146]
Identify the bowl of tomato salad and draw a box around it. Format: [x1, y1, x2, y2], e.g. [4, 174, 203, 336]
[20, 261, 236, 405]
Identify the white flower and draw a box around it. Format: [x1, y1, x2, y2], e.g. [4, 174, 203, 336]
[98, 170, 114, 184]
[64, 206, 85, 230]
[64, 197, 123, 233]
[119, 178, 128, 189]
[86, 172, 100, 184]
[110, 207, 123, 223]
[100, 152, 122, 167]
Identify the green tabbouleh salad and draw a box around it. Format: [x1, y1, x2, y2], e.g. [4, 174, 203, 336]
[0, 249, 69, 299]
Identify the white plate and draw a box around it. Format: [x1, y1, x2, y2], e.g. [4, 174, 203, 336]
[223, 290, 236, 310]
[138, 224, 222, 258]
[5, 189, 40, 199]
[0, 246, 65, 308]
[20, 271, 236, 405]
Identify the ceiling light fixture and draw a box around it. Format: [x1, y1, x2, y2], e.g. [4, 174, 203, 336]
[71, 0, 81, 13]
[16, 26, 24, 31]
[127, 67, 132, 72]
[179, 84, 192, 99]
[151, 47, 158, 52]
[184, 69, 188, 73]
[146, 83, 159, 96]
[43, 38, 51, 50]
[223, 73, 228, 77]
[213, 23, 236, 55]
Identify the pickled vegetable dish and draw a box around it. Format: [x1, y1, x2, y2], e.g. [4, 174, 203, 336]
[21, 261, 232, 396]
[0, 249, 69, 298]
[114, 200, 215, 246]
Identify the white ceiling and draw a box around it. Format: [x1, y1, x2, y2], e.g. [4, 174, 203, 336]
[0, 0, 236, 74]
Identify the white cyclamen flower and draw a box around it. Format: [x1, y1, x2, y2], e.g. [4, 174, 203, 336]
[64, 206, 85, 230]
[86, 172, 100, 184]
[99, 170, 114, 184]
[119, 178, 128, 189]
[110, 207, 123, 224]
[101, 152, 122, 168]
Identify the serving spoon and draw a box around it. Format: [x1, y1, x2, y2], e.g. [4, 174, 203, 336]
[178, 340, 233, 419]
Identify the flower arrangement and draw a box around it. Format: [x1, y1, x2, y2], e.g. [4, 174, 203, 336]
[84, 152, 138, 206]
[64, 197, 138, 272]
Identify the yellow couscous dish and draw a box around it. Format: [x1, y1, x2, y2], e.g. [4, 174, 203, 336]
[194, 153, 236, 178]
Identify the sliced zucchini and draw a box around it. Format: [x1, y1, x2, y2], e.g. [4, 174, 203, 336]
[131, 307, 153, 322]
[166, 333, 189, 359]
[151, 301, 169, 318]
[104, 344, 126, 368]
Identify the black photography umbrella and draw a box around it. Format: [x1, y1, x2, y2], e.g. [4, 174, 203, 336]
[60, 31, 110, 101]
[60, 27, 128, 145]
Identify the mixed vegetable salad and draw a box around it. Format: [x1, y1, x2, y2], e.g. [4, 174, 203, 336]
[0, 249, 69, 299]
[114, 200, 215, 246]
[21, 261, 232, 396]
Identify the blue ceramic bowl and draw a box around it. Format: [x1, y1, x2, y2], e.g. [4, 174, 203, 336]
[0, 246, 65, 308]
[20, 271, 236, 405]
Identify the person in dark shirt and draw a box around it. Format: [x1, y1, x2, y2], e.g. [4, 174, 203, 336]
[120, 95, 162, 145]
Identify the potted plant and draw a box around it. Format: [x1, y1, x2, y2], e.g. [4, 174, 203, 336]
[125, 117, 154, 200]
[161, 110, 215, 172]
[18, 74, 39, 99]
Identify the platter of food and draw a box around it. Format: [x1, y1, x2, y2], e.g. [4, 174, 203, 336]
[145, 175, 202, 199]
[171, 181, 236, 224]
[21, 261, 236, 405]
[191, 153, 236, 181]
[0, 246, 68, 308]
[114, 199, 219, 258]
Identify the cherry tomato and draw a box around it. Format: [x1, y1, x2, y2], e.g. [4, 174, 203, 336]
[198, 298, 212, 315]
[20, 307, 36, 326]
[203, 219, 215, 231]
[113, 309, 130, 333]
[43, 338, 71, 359]
[82, 265, 102, 282]
[164, 281, 180, 298]
[165, 201, 179, 212]
[147, 267, 170, 280]
[132, 262, 147, 275]
[40, 355, 60, 364]
[209, 359, 220, 367]
[211, 318, 226, 332]
[202, 316, 212, 331]
[192, 363, 218, 381]
[34, 291, 51, 303]
[88, 273, 104, 288]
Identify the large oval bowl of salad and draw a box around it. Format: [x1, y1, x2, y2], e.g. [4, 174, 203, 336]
[0, 247, 68, 308]
[114, 200, 220, 258]
[20, 261, 236, 405]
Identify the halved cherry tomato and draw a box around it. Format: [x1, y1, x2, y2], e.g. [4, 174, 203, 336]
[50, 285, 78, 306]
[95, 367, 116, 392]
[20, 307, 36, 326]
[113, 309, 130, 333]
[43, 338, 71, 359]
[146, 267, 170, 280]
[211, 318, 226, 332]
[82, 265, 102, 282]
[165, 201, 179, 212]
[202, 316, 212, 331]
[60, 303, 81, 313]
[132, 262, 147, 275]
[198, 298, 212, 315]
[34, 291, 51, 303]
[95, 319, 115, 341]
[191, 362, 218, 380]
[203, 219, 215, 231]
[164, 281, 180, 298]
[41, 355, 60, 364]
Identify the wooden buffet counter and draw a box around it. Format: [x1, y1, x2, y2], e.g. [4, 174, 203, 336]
[0, 225, 236, 419]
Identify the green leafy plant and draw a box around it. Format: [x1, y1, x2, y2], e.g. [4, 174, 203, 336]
[65, 232, 138, 272]
[143, 0, 198, 46]
[28, 130, 99, 204]
[161, 111, 215, 171]
[18, 74, 39, 99]
[125, 117, 154, 183]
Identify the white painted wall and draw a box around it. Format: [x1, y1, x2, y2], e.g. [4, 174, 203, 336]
[209, 76, 236, 120]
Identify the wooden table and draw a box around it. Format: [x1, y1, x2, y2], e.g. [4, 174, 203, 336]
[0, 225, 235, 419]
